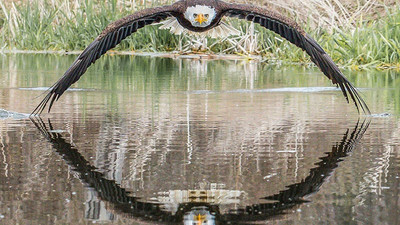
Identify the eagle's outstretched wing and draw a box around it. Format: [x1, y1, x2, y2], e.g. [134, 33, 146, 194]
[221, 2, 369, 114]
[32, 4, 180, 115]
[33, 1, 369, 115]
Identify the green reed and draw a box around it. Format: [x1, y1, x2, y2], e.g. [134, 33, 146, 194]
[0, 0, 399, 69]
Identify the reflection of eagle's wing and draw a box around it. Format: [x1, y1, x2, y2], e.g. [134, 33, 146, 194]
[32, 4, 180, 115]
[222, 119, 369, 222]
[263, 120, 369, 203]
[30, 117, 175, 221]
[221, 2, 369, 114]
[31, 116, 370, 223]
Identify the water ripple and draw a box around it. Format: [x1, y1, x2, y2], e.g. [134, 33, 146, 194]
[0, 109, 29, 120]
[190, 87, 341, 94]
[368, 113, 392, 118]
[18, 87, 93, 91]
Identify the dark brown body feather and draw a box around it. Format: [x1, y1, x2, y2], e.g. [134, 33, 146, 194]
[32, 0, 369, 115]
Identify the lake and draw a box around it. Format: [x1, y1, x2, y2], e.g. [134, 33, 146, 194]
[0, 54, 399, 224]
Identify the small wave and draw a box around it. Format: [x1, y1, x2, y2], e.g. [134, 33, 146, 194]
[368, 113, 392, 118]
[256, 87, 340, 93]
[191, 90, 215, 94]
[191, 87, 340, 94]
[49, 129, 67, 133]
[0, 109, 29, 120]
[19, 87, 91, 91]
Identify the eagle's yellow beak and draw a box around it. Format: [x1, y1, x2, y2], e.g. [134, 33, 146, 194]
[195, 13, 206, 25]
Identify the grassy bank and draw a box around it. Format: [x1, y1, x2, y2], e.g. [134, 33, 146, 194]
[0, 0, 399, 69]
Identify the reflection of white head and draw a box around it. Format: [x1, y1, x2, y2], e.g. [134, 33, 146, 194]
[184, 5, 216, 27]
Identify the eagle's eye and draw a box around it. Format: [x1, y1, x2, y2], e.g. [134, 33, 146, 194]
[193, 13, 198, 17]
[204, 14, 209, 18]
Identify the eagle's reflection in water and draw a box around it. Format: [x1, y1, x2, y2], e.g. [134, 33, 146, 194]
[31, 117, 369, 224]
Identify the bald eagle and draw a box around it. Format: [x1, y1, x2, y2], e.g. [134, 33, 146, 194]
[32, 0, 370, 115]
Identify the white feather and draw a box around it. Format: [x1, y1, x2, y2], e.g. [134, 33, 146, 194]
[158, 18, 240, 38]
[184, 5, 217, 27]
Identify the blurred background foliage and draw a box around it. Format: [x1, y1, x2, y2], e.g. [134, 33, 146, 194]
[0, 0, 399, 68]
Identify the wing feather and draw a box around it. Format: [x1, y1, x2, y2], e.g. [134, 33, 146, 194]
[223, 3, 369, 114]
[32, 5, 177, 115]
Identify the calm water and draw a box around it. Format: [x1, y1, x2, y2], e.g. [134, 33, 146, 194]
[0, 54, 399, 224]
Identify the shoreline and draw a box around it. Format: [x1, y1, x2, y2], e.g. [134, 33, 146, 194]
[0, 49, 261, 61]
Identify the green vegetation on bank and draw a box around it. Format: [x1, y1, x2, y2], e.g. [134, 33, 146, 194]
[0, 0, 399, 69]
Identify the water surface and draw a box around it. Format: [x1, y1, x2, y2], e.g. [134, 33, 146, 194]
[0, 54, 399, 224]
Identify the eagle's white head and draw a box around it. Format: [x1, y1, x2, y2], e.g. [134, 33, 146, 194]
[184, 5, 216, 27]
